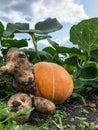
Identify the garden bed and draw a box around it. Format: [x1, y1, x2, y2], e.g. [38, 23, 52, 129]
[28, 95, 98, 130]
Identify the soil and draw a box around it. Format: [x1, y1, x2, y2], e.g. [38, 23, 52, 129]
[28, 96, 98, 130]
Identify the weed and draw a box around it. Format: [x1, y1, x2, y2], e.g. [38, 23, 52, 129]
[78, 108, 89, 115]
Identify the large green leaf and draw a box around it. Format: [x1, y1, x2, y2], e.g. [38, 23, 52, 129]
[3, 18, 62, 36]
[74, 78, 84, 90]
[39, 50, 53, 61]
[89, 81, 98, 88]
[70, 17, 98, 56]
[35, 18, 63, 34]
[43, 46, 56, 56]
[64, 56, 78, 66]
[3, 23, 29, 37]
[0, 22, 4, 40]
[91, 49, 98, 63]
[80, 62, 98, 79]
[43, 46, 63, 64]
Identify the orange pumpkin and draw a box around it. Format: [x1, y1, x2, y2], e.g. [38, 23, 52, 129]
[33, 62, 74, 104]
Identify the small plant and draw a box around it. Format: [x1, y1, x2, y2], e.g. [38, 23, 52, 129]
[78, 108, 89, 115]
[75, 116, 98, 130]
[54, 109, 68, 120]
[52, 117, 65, 130]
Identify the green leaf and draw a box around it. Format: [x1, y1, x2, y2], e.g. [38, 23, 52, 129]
[3, 107, 34, 124]
[64, 56, 78, 66]
[23, 48, 53, 62]
[35, 18, 63, 34]
[0, 123, 4, 130]
[56, 46, 85, 57]
[0, 108, 9, 121]
[39, 50, 53, 61]
[70, 17, 98, 56]
[3, 23, 29, 37]
[14, 124, 37, 130]
[74, 79, 84, 90]
[43, 46, 56, 56]
[64, 64, 77, 74]
[80, 62, 98, 79]
[0, 102, 10, 121]
[91, 49, 98, 63]
[48, 38, 59, 48]
[0, 22, 4, 40]
[3, 122, 37, 130]
[87, 81, 98, 88]
[1, 39, 28, 48]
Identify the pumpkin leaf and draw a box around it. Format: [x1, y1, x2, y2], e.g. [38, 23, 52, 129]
[80, 62, 98, 79]
[1, 39, 28, 48]
[91, 49, 98, 63]
[89, 81, 98, 88]
[70, 17, 98, 56]
[0, 22, 4, 40]
[47, 38, 59, 48]
[64, 56, 78, 66]
[43, 46, 64, 65]
[43, 46, 56, 56]
[74, 79, 84, 90]
[3, 18, 63, 37]
[39, 50, 53, 61]
[3, 23, 29, 37]
[22, 48, 53, 62]
[64, 64, 77, 74]
[35, 18, 63, 34]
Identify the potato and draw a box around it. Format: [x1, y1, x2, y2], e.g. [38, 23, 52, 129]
[7, 93, 32, 124]
[0, 47, 36, 93]
[33, 97, 56, 114]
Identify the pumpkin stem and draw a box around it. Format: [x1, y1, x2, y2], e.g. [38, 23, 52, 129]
[30, 33, 41, 62]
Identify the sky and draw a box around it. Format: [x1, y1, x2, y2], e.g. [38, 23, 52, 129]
[0, 0, 98, 49]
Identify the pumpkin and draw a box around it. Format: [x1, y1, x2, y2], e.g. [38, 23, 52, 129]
[33, 62, 74, 104]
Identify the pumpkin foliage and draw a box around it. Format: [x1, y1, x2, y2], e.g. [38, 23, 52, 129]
[33, 62, 74, 104]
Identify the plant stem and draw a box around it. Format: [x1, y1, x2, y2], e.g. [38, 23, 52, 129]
[30, 33, 41, 61]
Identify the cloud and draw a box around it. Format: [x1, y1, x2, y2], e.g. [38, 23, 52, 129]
[0, 0, 89, 49]
[0, 0, 88, 27]
[31, 0, 88, 23]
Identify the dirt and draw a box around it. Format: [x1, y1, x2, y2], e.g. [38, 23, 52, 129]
[28, 96, 98, 130]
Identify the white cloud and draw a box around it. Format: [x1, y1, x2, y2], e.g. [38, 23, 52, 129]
[31, 0, 88, 24]
[0, 0, 88, 27]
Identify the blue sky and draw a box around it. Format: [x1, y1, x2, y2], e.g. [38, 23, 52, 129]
[77, 0, 98, 17]
[0, 0, 98, 49]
